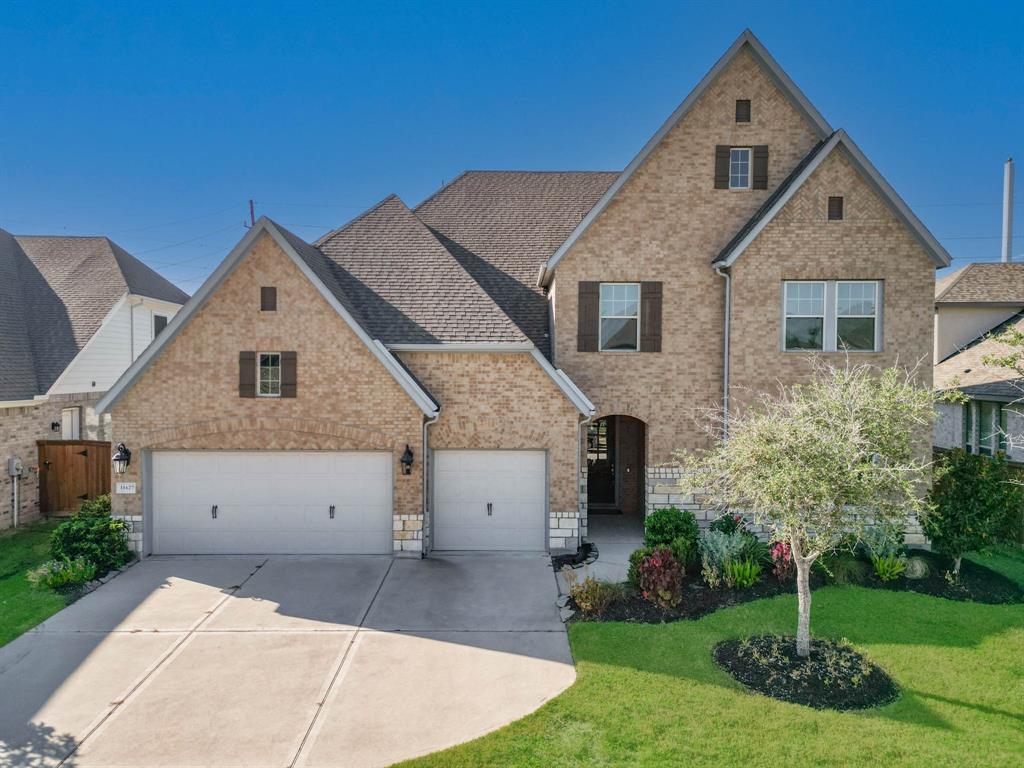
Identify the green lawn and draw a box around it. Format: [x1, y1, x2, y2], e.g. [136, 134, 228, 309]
[403, 546, 1024, 768]
[0, 520, 69, 648]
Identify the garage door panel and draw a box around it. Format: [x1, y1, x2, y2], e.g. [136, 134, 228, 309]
[151, 451, 393, 554]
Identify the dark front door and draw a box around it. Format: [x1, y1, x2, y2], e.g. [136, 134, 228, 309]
[587, 418, 617, 507]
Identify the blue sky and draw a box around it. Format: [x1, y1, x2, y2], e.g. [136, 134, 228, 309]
[2, 1, 1021, 292]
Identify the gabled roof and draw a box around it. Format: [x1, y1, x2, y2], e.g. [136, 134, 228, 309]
[0, 228, 189, 401]
[934, 311, 1024, 399]
[934, 262, 1024, 304]
[317, 195, 529, 345]
[415, 171, 617, 355]
[538, 29, 833, 285]
[713, 130, 952, 268]
[96, 218, 440, 417]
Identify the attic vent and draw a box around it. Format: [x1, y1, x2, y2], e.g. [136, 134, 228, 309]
[735, 99, 751, 123]
[828, 196, 844, 221]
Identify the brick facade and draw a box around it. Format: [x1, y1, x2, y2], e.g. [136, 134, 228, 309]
[1, 392, 109, 529]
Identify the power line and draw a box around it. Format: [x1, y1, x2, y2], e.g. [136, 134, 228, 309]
[133, 223, 242, 255]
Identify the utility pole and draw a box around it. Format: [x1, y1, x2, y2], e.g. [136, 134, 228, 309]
[249, 199, 256, 228]
[1002, 159, 1014, 263]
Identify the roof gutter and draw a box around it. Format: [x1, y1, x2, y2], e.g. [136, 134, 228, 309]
[421, 411, 439, 558]
[715, 266, 731, 439]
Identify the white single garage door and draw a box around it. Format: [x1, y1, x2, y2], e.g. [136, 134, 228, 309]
[433, 450, 546, 551]
[151, 451, 392, 554]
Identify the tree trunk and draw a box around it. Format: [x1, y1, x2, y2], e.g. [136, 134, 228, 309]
[954, 555, 962, 578]
[791, 535, 814, 658]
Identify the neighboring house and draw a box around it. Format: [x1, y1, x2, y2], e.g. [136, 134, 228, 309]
[934, 263, 1024, 362]
[0, 229, 188, 527]
[97, 30, 949, 557]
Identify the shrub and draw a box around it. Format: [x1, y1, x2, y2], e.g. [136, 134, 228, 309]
[669, 535, 697, 568]
[709, 513, 743, 535]
[28, 557, 97, 591]
[926, 449, 1024, 576]
[569, 575, 622, 618]
[636, 546, 685, 609]
[904, 555, 930, 580]
[871, 555, 906, 583]
[51, 501, 132, 576]
[698, 530, 746, 588]
[770, 540, 794, 582]
[723, 557, 762, 588]
[645, 506, 700, 550]
[78, 494, 112, 517]
[627, 546, 653, 587]
[861, 524, 906, 561]
[816, 552, 872, 586]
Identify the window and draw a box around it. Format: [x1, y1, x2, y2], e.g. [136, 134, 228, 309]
[735, 99, 751, 123]
[977, 401, 1007, 456]
[783, 281, 881, 352]
[828, 196, 844, 220]
[783, 282, 825, 350]
[153, 314, 168, 337]
[61, 407, 81, 440]
[258, 353, 281, 396]
[963, 402, 973, 453]
[729, 148, 751, 189]
[261, 286, 277, 311]
[599, 283, 640, 351]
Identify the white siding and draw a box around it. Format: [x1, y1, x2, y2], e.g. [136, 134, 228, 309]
[49, 295, 183, 396]
[934, 305, 1023, 362]
[934, 402, 963, 450]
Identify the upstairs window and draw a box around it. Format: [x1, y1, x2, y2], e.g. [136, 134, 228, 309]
[783, 281, 882, 352]
[729, 148, 751, 189]
[828, 196, 844, 220]
[599, 283, 639, 351]
[258, 352, 281, 397]
[735, 99, 751, 123]
[261, 286, 277, 311]
[977, 401, 1007, 456]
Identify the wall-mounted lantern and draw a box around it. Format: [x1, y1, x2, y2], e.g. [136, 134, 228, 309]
[50, 421, 61, 432]
[112, 443, 132, 475]
[400, 444, 414, 475]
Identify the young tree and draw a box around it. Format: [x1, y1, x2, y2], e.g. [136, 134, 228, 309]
[983, 323, 1024, 455]
[676, 361, 937, 657]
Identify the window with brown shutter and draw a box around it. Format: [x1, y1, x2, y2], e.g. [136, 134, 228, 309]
[239, 351, 256, 397]
[281, 351, 297, 398]
[640, 282, 663, 352]
[714, 145, 731, 189]
[260, 286, 277, 311]
[828, 196, 844, 220]
[752, 145, 769, 189]
[735, 99, 751, 123]
[577, 282, 599, 352]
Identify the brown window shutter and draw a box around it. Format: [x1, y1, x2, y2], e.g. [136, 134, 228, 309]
[714, 145, 730, 189]
[239, 351, 256, 397]
[640, 282, 663, 352]
[752, 145, 769, 189]
[828, 196, 844, 220]
[281, 351, 297, 398]
[577, 282, 599, 352]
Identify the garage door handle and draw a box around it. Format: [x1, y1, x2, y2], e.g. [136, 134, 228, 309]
[211, 505, 218, 519]
[487, 502, 493, 516]
[329, 505, 335, 519]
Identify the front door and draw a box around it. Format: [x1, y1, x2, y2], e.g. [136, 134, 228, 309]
[586, 418, 616, 508]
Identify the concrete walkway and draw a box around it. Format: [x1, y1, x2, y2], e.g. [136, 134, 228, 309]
[556, 514, 645, 593]
[0, 554, 573, 768]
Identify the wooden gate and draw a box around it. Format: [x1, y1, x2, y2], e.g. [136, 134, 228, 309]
[37, 440, 111, 515]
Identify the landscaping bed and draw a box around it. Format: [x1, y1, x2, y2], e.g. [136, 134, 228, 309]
[713, 635, 900, 710]
[876, 549, 1024, 604]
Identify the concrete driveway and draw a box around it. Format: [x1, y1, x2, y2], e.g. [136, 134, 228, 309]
[0, 554, 573, 768]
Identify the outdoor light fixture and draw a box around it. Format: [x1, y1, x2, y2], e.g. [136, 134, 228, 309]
[112, 443, 132, 475]
[50, 422, 60, 432]
[400, 444, 414, 475]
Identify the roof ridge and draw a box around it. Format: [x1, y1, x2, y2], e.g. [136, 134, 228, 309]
[934, 262, 975, 303]
[412, 171, 470, 213]
[313, 193, 402, 247]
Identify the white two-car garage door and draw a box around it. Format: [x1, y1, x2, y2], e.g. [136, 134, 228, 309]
[151, 451, 393, 554]
[433, 450, 546, 551]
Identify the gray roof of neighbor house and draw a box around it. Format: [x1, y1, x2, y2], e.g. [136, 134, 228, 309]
[935, 262, 1024, 304]
[934, 311, 1024, 399]
[0, 229, 189, 401]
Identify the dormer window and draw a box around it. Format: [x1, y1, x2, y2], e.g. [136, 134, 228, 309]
[735, 99, 751, 123]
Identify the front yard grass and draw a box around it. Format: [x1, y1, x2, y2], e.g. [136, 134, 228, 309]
[0, 520, 68, 647]
[403, 545, 1024, 768]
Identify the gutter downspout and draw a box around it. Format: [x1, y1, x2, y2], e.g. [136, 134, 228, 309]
[715, 266, 731, 439]
[421, 412, 439, 558]
[576, 413, 593, 550]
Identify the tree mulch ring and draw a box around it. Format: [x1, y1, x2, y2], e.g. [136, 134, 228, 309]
[877, 549, 1024, 604]
[713, 635, 900, 710]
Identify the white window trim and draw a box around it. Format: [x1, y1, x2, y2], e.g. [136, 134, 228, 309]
[257, 351, 282, 398]
[729, 147, 752, 190]
[598, 282, 641, 352]
[782, 280, 882, 353]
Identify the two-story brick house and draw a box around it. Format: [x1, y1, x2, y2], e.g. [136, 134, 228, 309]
[98, 30, 950, 557]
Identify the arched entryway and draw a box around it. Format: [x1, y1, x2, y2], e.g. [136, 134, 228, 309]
[586, 415, 646, 539]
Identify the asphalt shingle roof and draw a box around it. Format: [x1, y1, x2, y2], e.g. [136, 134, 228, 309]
[934, 262, 1024, 304]
[0, 229, 189, 401]
[934, 311, 1024, 399]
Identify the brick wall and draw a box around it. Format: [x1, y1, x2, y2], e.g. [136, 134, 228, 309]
[399, 351, 581, 550]
[551, 47, 821, 464]
[109, 233, 426, 553]
[1, 392, 109, 529]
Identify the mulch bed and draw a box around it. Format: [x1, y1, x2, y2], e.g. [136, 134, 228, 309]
[590, 578, 794, 623]
[713, 635, 900, 710]
[877, 549, 1024, 604]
